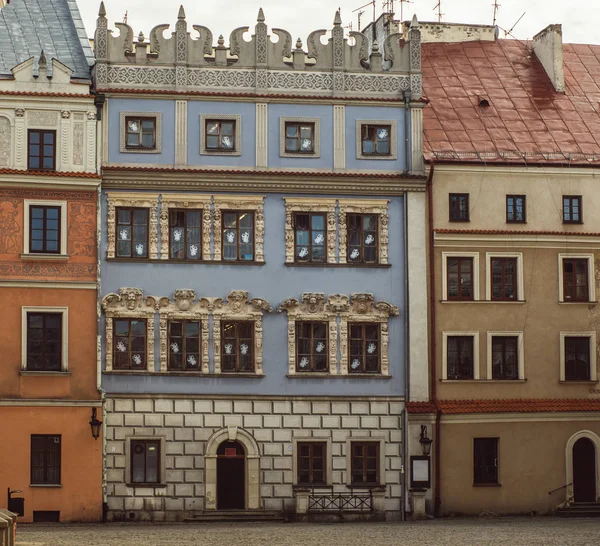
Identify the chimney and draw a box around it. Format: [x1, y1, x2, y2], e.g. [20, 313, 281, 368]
[532, 24, 564, 93]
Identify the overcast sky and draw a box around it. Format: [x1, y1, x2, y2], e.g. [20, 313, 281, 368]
[80, 0, 599, 46]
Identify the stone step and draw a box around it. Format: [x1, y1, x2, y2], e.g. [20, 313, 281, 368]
[184, 510, 287, 523]
[557, 503, 600, 518]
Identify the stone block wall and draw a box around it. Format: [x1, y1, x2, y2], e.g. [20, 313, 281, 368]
[104, 396, 404, 521]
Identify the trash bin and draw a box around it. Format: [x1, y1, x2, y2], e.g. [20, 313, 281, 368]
[6, 498, 22, 518]
[0, 510, 17, 546]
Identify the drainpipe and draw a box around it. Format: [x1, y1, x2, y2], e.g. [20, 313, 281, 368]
[402, 192, 410, 521]
[427, 161, 441, 517]
[404, 90, 412, 173]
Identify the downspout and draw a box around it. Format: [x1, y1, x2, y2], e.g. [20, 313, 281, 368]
[404, 91, 412, 173]
[427, 161, 441, 517]
[402, 192, 410, 521]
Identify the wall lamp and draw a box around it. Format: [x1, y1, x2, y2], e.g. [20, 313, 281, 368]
[89, 408, 102, 440]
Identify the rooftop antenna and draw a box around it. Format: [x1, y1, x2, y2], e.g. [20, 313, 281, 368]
[352, 0, 376, 32]
[123, 10, 128, 24]
[492, 1, 500, 26]
[433, 1, 444, 22]
[503, 11, 525, 38]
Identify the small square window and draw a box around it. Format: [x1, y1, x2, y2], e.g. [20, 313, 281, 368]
[349, 323, 380, 373]
[297, 442, 327, 485]
[114, 318, 147, 370]
[29, 206, 61, 254]
[221, 321, 254, 373]
[28, 130, 56, 171]
[130, 439, 160, 484]
[285, 122, 315, 153]
[564, 336, 591, 381]
[31, 435, 61, 485]
[168, 320, 201, 371]
[446, 257, 474, 301]
[449, 193, 469, 222]
[169, 209, 202, 260]
[205, 119, 236, 151]
[350, 441, 380, 486]
[347, 214, 378, 263]
[26, 312, 62, 371]
[125, 117, 156, 150]
[474, 438, 498, 485]
[116, 208, 149, 259]
[222, 211, 254, 262]
[506, 195, 526, 223]
[446, 335, 474, 380]
[294, 213, 326, 263]
[296, 322, 328, 372]
[563, 196, 582, 224]
[361, 124, 391, 156]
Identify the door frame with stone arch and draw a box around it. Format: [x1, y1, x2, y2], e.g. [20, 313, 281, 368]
[205, 427, 260, 511]
[565, 430, 600, 504]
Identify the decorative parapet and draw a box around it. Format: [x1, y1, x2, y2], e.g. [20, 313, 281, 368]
[94, 3, 421, 99]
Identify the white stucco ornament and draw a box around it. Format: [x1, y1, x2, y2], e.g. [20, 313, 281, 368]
[298, 247, 309, 258]
[367, 342, 376, 354]
[316, 341, 325, 353]
[365, 234, 375, 245]
[241, 231, 250, 244]
[240, 343, 249, 355]
[135, 244, 145, 255]
[377, 128, 388, 140]
[314, 233, 324, 244]
[189, 244, 199, 257]
[187, 355, 197, 366]
[170, 342, 179, 354]
[173, 229, 183, 242]
[222, 136, 233, 148]
[116, 341, 127, 352]
[299, 356, 309, 368]
[301, 138, 312, 151]
[351, 358, 361, 370]
[226, 231, 236, 243]
[350, 249, 360, 260]
[119, 229, 129, 240]
[128, 120, 139, 133]
[225, 343, 233, 354]
[132, 354, 142, 365]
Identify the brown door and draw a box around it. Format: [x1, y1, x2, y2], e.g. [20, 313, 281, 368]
[573, 438, 597, 503]
[217, 440, 245, 510]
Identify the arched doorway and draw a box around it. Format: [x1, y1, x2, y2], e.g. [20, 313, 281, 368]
[217, 440, 245, 510]
[573, 438, 597, 503]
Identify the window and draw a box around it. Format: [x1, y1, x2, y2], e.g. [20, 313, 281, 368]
[169, 209, 201, 260]
[563, 196, 582, 224]
[296, 322, 328, 372]
[562, 259, 588, 302]
[293, 213, 326, 263]
[222, 321, 254, 372]
[350, 442, 379, 485]
[491, 336, 519, 380]
[349, 323, 379, 373]
[506, 195, 526, 223]
[28, 130, 56, 170]
[490, 257, 517, 301]
[201, 114, 241, 156]
[446, 257, 474, 301]
[285, 122, 315, 153]
[116, 208, 149, 258]
[29, 206, 60, 254]
[130, 439, 160, 484]
[564, 336, 591, 381]
[26, 313, 62, 371]
[297, 442, 326, 485]
[119, 112, 162, 153]
[444, 334, 477, 380]
[125, 117, 156, 150]
[205, 119, 236, 152]
[361, 124, 391, 156]
[347, 214, 378, 263]
[168, 320, 200, 370]
[222, 211, 254, 262]
[31, 435, 61, 485]
[449, 193, 469, 222]
[558, 254, 595, 303]
[113, 318, 147, 370]
[473, 438, 498, 485]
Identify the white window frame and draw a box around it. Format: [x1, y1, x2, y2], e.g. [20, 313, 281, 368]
[345, 436, 386, 487]
[486, 331, 524, 380]
[292, 438, 333, 486]
[200, 114, 242, 156]
[21, 306, 69, 372]
[23, 200, 68, 257]
[558, 253, 596, 303]
[442, 331, 480, 380]
[442, 252, 480, 301]
[485, 252, 524, 301]
[355, 119, 398, 161]
[119, 112, 162, 154]
[559, 331, 597, 382]
[280, 116, 321, 158]
[125, 435, 167, 487]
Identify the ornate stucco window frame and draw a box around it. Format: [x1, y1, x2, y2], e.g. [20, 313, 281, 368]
[21, 306, 69, 373]
[200, 114, 242, 156]
[338, 199, 389, 265]
[355, 119, 398, 161]
[283, 198, 336, 264]
[212, 195, 265, 263]
[278, 293, 340, 376]
[159, 194, 212, 261]
[22, 199, 68, 259]
[279, 116, 321, 159]
[101, 288, 159, 372]
[156, 289, 219, 373]
[212, 290, 272, 375]
[338, 294, 399, 376]
[559, 331, 598, 382]
[106, 192, 160, 259]
[119, 111, 163, 154]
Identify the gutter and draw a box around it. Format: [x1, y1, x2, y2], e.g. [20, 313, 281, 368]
[404, 91, 412, 174]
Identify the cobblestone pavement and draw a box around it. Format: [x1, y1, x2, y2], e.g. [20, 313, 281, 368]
[15, 518, 600, 546]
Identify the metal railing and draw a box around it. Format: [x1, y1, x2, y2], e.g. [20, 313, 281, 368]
[308, 490, 372, 513]
[548, 482, 573, 495]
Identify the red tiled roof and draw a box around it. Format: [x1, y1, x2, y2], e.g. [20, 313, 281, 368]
[438, 399, 600, 414]
[435, 228, 600, 237]
[406, 401, 438, 414]
[0, 169, 100, 178]
[422, 40, 600, 165]
[0, 91, 93, 98]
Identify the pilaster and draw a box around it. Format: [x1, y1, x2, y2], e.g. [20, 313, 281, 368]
[256, 103, 268, 168]
[333, 105, 345, 170]
[175, 100, 188, 165]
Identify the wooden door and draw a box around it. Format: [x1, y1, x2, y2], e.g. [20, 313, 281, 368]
[217, 440, 245, 510]
[573, 438, 596, 503]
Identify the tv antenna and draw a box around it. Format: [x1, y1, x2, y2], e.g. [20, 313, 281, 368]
[353, 1, 376, 31]
[433, 1, 444, 22]
[503, 11, 525, 38]
[492, 1, 500, 26]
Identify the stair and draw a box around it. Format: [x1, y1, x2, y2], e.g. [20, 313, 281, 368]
[184, 510, 287, 523]
[557, 502, 600, 517]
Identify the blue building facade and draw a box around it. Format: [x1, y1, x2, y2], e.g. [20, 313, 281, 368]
[95, 4, 428, 521]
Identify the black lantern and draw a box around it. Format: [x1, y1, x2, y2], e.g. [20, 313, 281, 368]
[89, 408, 102, 440]
[419, 425, 433, 456]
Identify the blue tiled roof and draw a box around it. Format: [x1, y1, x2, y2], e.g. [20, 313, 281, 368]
[0, 0, 94, 80]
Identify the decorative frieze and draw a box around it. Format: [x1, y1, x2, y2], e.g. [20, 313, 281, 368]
[0, 116, 11, 168]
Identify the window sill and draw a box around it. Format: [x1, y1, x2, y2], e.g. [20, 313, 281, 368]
[107, 257, 265, 266]
[287, 373, 391, 379]
[448, 219, 470, 223]
[285, 263, 392, 269]
[20, 371, 71, 377]
[126, 483, 167, 488]
[122, 148, 159, 154]
[30, 484, 62, 488]
[441, 379, 526, 383]
[472, 483, 501, 488]
[21, 253, 69, 262]
[559, 380, 599, 384]
[559, 301, 597, 304]
[440, 300, 526, 304]
[200, 150, 242, 157]
[104, 370, 264, 378]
